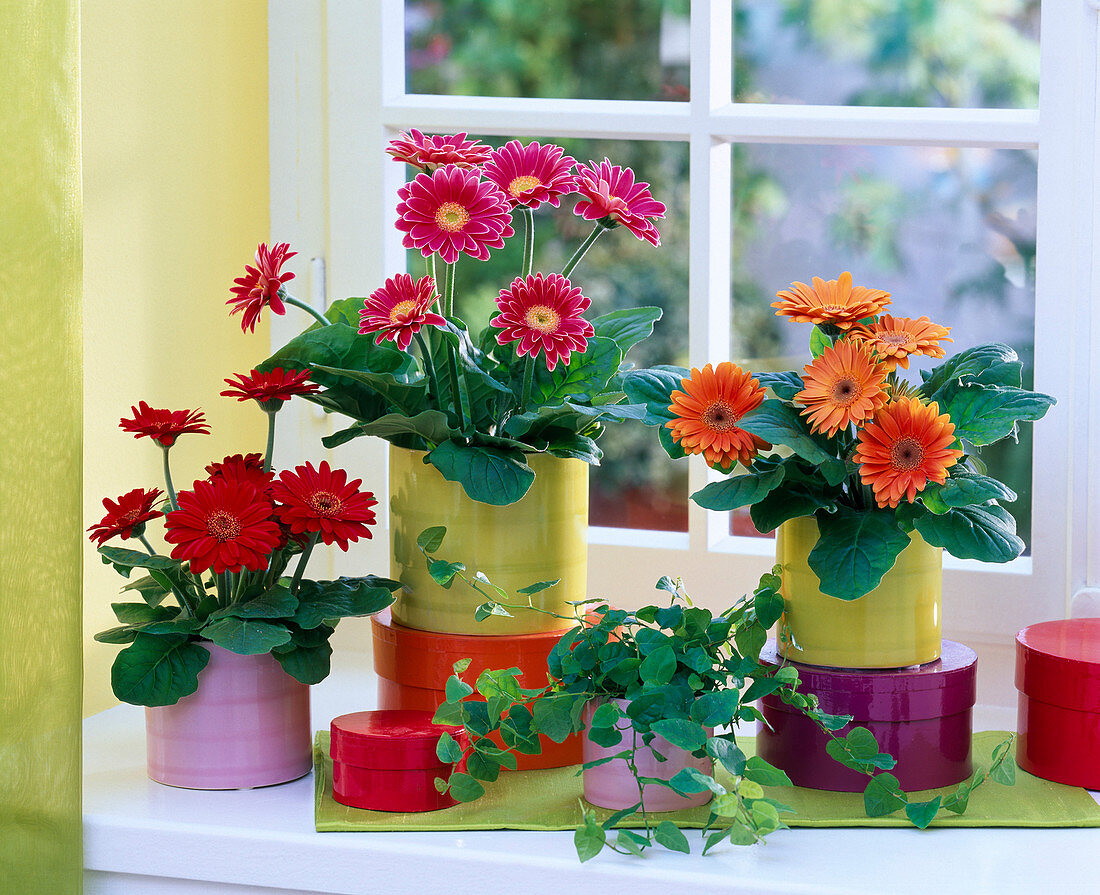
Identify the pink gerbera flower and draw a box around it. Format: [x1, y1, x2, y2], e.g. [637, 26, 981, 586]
[396, 165, 514, 265]
[481, 140, 577, 209]
[358, 274, 447, 350]
[386, 129, 493, 171]
[573, 159, 666, 247]
[227, 242, 297, 333]
[490, 273, 594, 371]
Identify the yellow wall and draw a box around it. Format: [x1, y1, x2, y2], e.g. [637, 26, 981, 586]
[82, 1, 270, 715]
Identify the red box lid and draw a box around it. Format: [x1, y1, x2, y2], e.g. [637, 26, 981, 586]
[759, 640, 976, 721]
[1015, 618, 1100, 713]
[330, 710, 468, 770]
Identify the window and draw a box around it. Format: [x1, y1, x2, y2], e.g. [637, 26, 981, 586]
[269, 0, 1095, 650]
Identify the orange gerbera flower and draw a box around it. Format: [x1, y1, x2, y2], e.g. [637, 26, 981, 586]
[772, 272, 892, 330]
[665, 363, 770, 468]
[850, 315, 952, 371]
[794, 340, 888, 437]
[855, 397, 964, 509]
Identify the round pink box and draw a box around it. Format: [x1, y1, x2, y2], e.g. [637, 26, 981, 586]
[756, 639, 976, 792]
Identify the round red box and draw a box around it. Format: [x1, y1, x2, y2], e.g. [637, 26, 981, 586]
[757, 639, 976, 792]
[371, 609, 582, 770]
[330, 710, 467, 812]
[1016, 618, 1100, 789]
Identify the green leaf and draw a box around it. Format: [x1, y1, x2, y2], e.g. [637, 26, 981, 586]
[589, 701, 622, 729]
[726, 820, 759, 846]
[653, 820, 690, 854]
[110, 634, 210, 706]
[753, 584, 785, 629]
[690, 691, 740, 727]
[446, 772, 485, 802]
[639, 645, 676, 686]
[937, 472, 1017, 508]
[445, 675, 474, 703]
[669, 767, 721, 795]
[691, 465, 786, 511]
[121, 574, 171, 607]
[311, 362, 427, 416]
[737, 780, 765, 800]
[809, 325, 832, 358]
[735, 400, 846, 480]
[920, 343, 1023, 395]
[417, 526, 447, 553]
[111, 602, 174, 625]
[98, 545, 182, 576]
[743, 756, 792, 788]
[94, 625, 141, 644]
[532, 695, 577, 743]
[427, 441, 535, 506]
[530, 336, 623, 406]
[863, 773, 907, 817]
[591, 306, 662, 354]
[750, 799, 781, 835]
[990, 747, 1017, 786]
[914, 503, 1024, 563]
[428, 559, 465, 588]
[616, 829, 648, 856]
[753, 371, 803, 401]
[932, 381, 1054, 447]
[272, 639, 332, 685]
[356, 410, 457, 447]
[293, 576, 398, 629]
[708, 737, 747, 776]
[904, 797, 942, 829]
[809, 507, 912, 600]
[650, 719, 708, 752]
[201, 617, 292, 655]
[517, 579, 560, 595]
[436, 732, 464, 764]
[750, 484, 836, 534]
[207, 584, 298, 621]
[574, 814, 607, 862]
[622, 367, 687, 426]
[825, 727, 897, 772]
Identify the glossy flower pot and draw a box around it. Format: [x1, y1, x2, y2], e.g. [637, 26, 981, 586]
[389, 445, 588, 635]
[581, 700, 713, 811]
[145, 643, 312, 789]
[775, 515, 942, 668]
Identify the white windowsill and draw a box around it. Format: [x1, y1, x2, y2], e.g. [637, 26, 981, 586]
[83, 656, 1099, 895]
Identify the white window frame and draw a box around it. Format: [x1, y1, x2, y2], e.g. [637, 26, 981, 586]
[268, 0, 1098, 647]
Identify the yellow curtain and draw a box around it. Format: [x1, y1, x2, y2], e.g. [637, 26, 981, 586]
[0, 2, 83, 892]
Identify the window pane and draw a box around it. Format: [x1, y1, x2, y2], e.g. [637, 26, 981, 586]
[405, 1, 690, 101]
[730, 144, 1037, 547]
[404, 137, 690, 531]
[733, 0, 1039, 108]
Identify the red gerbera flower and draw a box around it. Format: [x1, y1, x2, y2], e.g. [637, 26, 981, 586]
[271, 460, 377, 551]
[358, 274, 447, 350]
[164, 478, 282, 574]
[490, 273, 595, 372]
[205, 453, 274, 491]
[220, 368, 319, 408]
[386, 129, 493, 171]
[119, 402, 211, 448]
[227, 241, 297, 333]
[573, 159, 666, 247]
[481, 140, 577, 209]
[87, 487, 164, 546]
[395, 165, 515, 264]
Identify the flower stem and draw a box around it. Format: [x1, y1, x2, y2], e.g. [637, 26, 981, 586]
[283, 294, 331, 328]
[161, 447, 179, 511]
[414, 330, 442, 409]
[137, 534, 157, 555]
[446, 348, 465, 430]
[442, 258, 457, 317]
[520, 207, 535, 278]
[561, 223, 606, 279]
[264, 409, 278, 473]
[291, 533, 319, 594]
[520, 354, 535, 411]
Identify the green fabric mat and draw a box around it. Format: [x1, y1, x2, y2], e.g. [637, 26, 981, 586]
[314, 730, 1100, 832]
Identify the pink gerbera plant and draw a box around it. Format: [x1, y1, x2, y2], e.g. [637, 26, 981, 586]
[359, 273, 447, 350]
[491, 273, 594, 373]
[386, 129, 493, 171]
[395, 165, 515, 265]
[573, 159, 666, 247]
[481, 140, 577, 209]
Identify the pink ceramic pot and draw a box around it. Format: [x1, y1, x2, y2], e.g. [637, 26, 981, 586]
[145, 643, 312, 789]
[581, 699, 713, 811]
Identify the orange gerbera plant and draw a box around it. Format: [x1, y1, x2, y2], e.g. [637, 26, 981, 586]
[625, 271, 1055, 601]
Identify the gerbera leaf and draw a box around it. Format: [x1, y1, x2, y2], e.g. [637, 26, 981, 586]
[272, 639, 333, 685]
[809, 325, 833, 358]
[809, 507, 912, 600]
[623, 366, 688, 426]
[357, 410, 457, 447]
[110, 634, 210, 707]
[530, 336, 623, 406]
[591, 306, 663, 355]
[753, 371, 803, 401]
[938, 472, 1017, 508]
[98, 545, 183, 576]
[929, 381, 1055, 447]
[920, 343, 1022, 394]
[691, 465, 786, 511]
[293, 576, 400, 629]
[201, 618, 293, 655]
[914, 504, 1025, 563]
[311, 364, 428, 416]
[111, 602, 175, 626]
[207, 584, 298, 621]
[735, 400, 847, 484]
[427, 441, 535, 506]
[749, 480, 837, 534]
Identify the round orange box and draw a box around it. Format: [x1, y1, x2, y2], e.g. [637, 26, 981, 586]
[371, 609, 582, 771]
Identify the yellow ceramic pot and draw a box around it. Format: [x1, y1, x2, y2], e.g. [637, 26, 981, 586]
[389, 445, 588, 635]
[775, 515, 942, 669]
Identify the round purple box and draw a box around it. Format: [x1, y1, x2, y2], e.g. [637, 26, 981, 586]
[757, 639, 977, 792]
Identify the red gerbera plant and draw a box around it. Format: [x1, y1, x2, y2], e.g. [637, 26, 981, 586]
[91, 380, 398, 708]
[386, 129, 493, 171]
[119, 402, 210, 448]
[221, 368, 319, 407]
[227, 242, 297, 333]
[87, 487, 164, 547]
[273, 460, 377, 552]
[241, 132, 669, 507]
[358, 273, 447, 351]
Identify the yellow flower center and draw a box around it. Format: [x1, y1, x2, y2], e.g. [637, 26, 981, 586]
[891, 436, 925, 471]
[829, 377, 860, 407]
[879, 331, 915, 350]
[702, 399, 739, 432]
[206, 511, 241, 541]
[434, 201, 470, 233]
[819, 304, 849, 314]
[389, 299, 417, 323]
[524, 304, 561, 334]
[309, 491, 342, 517]
[508, 174, 542, 197]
